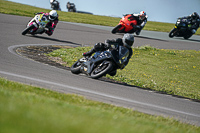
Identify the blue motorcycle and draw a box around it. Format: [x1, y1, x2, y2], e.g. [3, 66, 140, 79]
[71, 45, 129, 79]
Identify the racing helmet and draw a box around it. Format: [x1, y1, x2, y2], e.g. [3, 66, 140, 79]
[49, 10, 58, 21]
[139, 11, 146, 21]
[191, 12, 199, 19]
[50, 0, 55, 3]
[122, 34, 134, 48]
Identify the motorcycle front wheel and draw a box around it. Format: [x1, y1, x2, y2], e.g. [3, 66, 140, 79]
[22, 24, 35, 35]
[90, 61, 113, 79]
[111, 25, 123, 34]
[169, 28, 177, 38]
[70, 60, 82, 74]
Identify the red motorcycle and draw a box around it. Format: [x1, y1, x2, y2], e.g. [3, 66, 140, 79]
[112, 14, 138, 34]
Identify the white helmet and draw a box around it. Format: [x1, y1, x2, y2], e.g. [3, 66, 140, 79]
[49, 10, 58, 21]
[50, 0, 55, 3]
[139, 11, 146, 21]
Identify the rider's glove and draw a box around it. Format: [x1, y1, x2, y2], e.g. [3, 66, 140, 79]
[136, 25, 141, 29]
[132, 25, 140, 29]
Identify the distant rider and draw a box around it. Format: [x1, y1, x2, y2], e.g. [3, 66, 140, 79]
[124, 11, 148, 35]
[35, 10, 59, 36]
[67, 2, 76, 12]
[182, 12, 200, 34]
[50, 0, 60, 10]
[82, 34, 134, 76]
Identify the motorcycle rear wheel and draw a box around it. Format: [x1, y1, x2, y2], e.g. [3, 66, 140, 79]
[90, 61, 113, 79]
[111, 25, 123, 34]
[184, 34, 192, 39]
[169, 28, 178, 38]
[71, 60, 82, 74]
[22, 24, 35, 35]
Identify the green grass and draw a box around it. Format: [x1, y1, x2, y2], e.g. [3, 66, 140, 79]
[0, 0, 200, 35]
[47, 46, 200, 100]
[1, 77, 200, 133]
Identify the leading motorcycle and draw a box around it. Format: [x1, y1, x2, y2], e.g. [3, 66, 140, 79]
[169, 18, 193, 39]
[70, 45, 129, 79]
[22, 14, 50, 35]
[112, 14, 138, 34]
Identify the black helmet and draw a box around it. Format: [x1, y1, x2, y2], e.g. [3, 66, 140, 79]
[122, 34, 134, 48]
[191, 12, 198, 19]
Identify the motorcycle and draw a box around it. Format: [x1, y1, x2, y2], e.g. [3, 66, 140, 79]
[112, 14, 138, 34]
[169, 18, 193, 39]
[22, 14, 50, 35]
[71, 45, 129, 79]
[67, 2, 76, 12]
[50, 0, 61, 11]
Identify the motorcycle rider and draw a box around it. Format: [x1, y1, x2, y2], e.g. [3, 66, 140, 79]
[67, 1, 76, 12]
[183, 12, 200, 34]
[124, 11, 148, 35]
[35, 10, 59, 36]
[50, 0, 60, 10]
[82, 34, 134, 76]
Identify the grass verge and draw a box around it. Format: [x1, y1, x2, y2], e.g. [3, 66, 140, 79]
[47, 46, 200, 100]
[0, 0, 200, 35]
[1, 77, 200, 133]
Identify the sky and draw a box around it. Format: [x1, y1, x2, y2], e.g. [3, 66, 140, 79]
[7, 0, 200, 23]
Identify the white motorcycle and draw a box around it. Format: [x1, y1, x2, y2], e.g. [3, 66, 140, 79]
[22, 14, 50, 35]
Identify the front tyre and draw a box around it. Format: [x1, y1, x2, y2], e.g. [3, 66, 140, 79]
[111, 25, 123, 34]
[71, 60, 82, 74]
[22, 24, 35, 35]
[169, 28, 177, 38]
[90, 61, 113, 79]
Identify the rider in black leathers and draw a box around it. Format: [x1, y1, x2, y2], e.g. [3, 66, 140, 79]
[82, 34, 134, 76]
[66, 2, 76, 12]
[182, 12, 200, 34]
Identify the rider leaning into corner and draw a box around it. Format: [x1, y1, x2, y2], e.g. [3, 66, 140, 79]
[82, 34, 134, 76]
[181, 12, 200, 34]
[35, 10, 59, 36]
[124, 11, 148, 35]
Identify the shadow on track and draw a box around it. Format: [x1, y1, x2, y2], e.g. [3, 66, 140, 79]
[176, 38, 200, 43]
[27, 35, 82, 46]
[135, 35, 169, 42]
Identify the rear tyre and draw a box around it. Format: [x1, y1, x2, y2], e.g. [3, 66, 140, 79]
[169, 28, 177, 38]
[90, 61, 113, 79]
[71, 60, 82, 74]
[111, 25, 123, 34]
[183, 34, 192, 39]
[22, 25, 35, 35]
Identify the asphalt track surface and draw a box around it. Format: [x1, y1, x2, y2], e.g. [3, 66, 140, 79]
[0, 13, 200, 126]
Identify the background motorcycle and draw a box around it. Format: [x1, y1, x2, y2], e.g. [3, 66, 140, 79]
[169, 18, 193, 39]
[22, 14, 49, 35]
[71, 45, 129, 79]
[67, 2, 76, 12]
[50, 0, 61, 11]
[112, 14, 138, 34]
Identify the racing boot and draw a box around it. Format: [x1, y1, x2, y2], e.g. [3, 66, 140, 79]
[136, 29, 141, 35]
[82, 48, 95, 57]
[109, 70, 117, 76]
